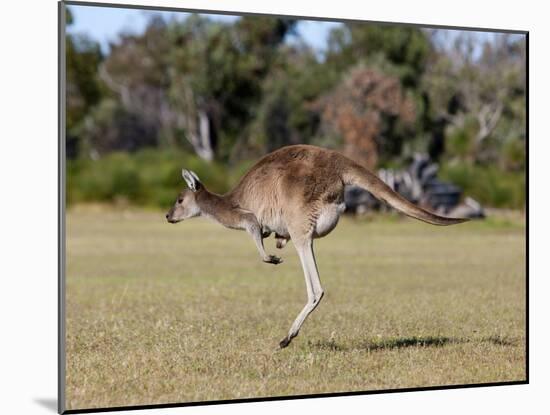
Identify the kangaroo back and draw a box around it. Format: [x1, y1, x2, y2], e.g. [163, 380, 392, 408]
[342, 162, 468, 226]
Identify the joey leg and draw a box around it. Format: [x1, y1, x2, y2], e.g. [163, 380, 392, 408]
[275, 234, 290, 249]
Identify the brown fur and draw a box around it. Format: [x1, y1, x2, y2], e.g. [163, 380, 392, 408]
[166, 144, 468, 347]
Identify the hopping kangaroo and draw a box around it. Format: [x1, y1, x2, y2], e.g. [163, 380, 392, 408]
[166, 144, 468, 348]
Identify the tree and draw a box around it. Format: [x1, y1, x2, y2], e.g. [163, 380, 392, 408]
[422, 32, 526, 168]
[240, 43, 328, 158]
[325, 23, 432, 88]
[313, 65, 415, 169]
[168, 15, 296, 161]
[96, 17, 175, 155]
[96, 14, 296, 161]
[65, 8, 103, 158]
[318, 24, 434, 166]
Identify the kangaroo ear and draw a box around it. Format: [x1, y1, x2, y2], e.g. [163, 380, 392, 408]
[182, 169, 201, 192]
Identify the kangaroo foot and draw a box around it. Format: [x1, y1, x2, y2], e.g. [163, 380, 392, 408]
[275, 237, 289, 249]
[279, 335, 293, 348]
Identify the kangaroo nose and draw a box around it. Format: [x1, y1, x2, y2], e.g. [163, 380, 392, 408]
[165, 213, 169, 219]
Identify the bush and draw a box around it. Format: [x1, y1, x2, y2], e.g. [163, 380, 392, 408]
[67, 149, 240, 208]
[439, 162, 525, 209]
[67, 149, 525, 210]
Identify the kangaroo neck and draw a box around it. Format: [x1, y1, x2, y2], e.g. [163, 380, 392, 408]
[195, 190, 232, 222]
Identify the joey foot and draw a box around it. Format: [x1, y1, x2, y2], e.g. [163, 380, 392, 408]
[263, 254, 283, 265]
[275, 237, 289, 249]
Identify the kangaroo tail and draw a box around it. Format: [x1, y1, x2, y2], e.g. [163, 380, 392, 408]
[342, 163, 469, 226]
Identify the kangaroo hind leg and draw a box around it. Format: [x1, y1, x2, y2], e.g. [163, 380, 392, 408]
[279, 238, 324, 348]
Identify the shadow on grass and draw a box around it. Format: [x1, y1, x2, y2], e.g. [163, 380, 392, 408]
[308, 334, 520, 352]
[483, 335, 520, 346]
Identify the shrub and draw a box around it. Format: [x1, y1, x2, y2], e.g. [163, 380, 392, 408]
[67, 149, 251, 208]
[67, 150, 525, 210]
[439, 162, 525, 209]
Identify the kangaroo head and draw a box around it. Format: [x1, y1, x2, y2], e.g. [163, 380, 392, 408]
[165, 169, 202, 223]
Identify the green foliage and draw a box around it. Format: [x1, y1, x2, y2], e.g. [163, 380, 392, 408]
[326, 24, 432, 87]
[439, 162, 525, 209]
[67, 150, 232, 208]
[66, 34, 103, 133]
[76, 98, 158, 156]
[445, 117, 478, 158]
[501, 138, 526, 171]
[422, 33, 526, 168]
[65, 8, 526, 209]
[247, 49, 324, 154]
[67, 147, 526, 210]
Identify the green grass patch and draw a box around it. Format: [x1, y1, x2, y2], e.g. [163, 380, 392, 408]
[65, 208, 526, 410]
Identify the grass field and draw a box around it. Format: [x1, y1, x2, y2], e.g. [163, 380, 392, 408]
[65, 206, 526, 410]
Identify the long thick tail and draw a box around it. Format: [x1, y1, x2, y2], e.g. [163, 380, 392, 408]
[342, 163, 469, 226]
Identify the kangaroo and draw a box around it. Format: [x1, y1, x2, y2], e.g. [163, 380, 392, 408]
[166, 144, 468, 348]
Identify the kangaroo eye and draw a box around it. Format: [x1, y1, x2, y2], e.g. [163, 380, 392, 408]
[178, 198, 183, 204]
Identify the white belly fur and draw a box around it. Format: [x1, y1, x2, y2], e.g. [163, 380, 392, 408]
[259, 202, 345, 239]
[314, 202, 345, 238]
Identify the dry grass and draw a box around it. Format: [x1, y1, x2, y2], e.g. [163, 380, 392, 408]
[65, 206, 526, 410]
